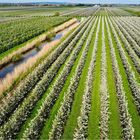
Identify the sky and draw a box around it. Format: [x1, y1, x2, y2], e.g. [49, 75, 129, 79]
[0, 0, 140, 4]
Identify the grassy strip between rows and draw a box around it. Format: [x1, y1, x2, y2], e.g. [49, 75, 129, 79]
[16, 21, 86, 139]
[105, 18, 122, 139]
[110, 17, 140, 83]
[39, 26, 89, 139]
[88, 17, 102, 139]
[0, 17, 71, 60]
[61, 18, 98, 140]
[1, 25, 78, 100]
[108, 17, 140, 139]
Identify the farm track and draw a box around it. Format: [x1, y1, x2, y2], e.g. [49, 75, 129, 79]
[0, 13, 140, 139]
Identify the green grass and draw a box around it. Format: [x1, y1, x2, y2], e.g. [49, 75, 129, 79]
[16, 22, 88, 139]
[88, 18, 102, 140]
[39, 23, 92, 139]
[39, 43, 83, 139]
[108, 17, 140, 139]
[61, 18, 98, 140]
[16, 45, 68, 138]
[1, 13, 140, 139]
[105, 18, 122, 139]
[16, 49, 70, 138]
[110, 17, 140, 83]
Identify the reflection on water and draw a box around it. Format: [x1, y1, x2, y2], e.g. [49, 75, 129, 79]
[0, 32, 63, 79]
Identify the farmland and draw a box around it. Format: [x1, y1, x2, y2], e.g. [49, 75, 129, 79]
[0, 16, 71, 54]
[0, 6, 81, 17]
[0, 5, 140, 140]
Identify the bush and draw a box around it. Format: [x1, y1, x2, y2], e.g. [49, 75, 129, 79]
[54, 12, 60, 16]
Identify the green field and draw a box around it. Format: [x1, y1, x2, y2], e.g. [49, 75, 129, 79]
[0, 6, 140, 140]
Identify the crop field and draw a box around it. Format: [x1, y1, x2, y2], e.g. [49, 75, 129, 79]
[0, 6, 140, 140]
[0, 6, 82, 17]
[121, 6, 140, 16]
[62, 7, 99, 16]
[0, 16, 70, 55]
[106, 7, 135, 16]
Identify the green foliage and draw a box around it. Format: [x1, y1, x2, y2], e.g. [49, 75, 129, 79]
[0, 7, 140, 140]
[0, 16, 69, 54]
[46, 31, 56, 41]
[54, 12, 60, 16]
[12, 54, 22, 62]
